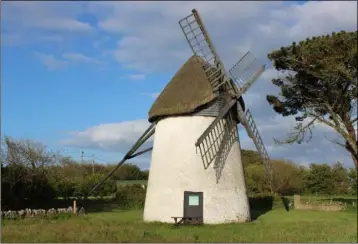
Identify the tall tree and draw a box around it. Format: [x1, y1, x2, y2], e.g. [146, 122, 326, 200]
[331, 161, 349, 194]
[271, 160, 303, 195]
[266, 31, 357, 168]
[306, 164, 335, 194]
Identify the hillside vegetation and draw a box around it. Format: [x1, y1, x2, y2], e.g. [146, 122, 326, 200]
[2, 137, 357, 210]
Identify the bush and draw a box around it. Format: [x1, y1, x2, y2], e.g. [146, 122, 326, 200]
[115, 184, 146, 209]
[52, 179, 76, 199]
[99, 179, 117, 198]
[71, 174, 117, 198]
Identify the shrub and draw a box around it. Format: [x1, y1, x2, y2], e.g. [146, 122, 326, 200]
[115, 184, 146, 209]
[72, 174, 117, 198]
[52, 179, 76, 199]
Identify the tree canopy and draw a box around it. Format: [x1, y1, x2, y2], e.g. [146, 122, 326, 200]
[266, 30, 358, 168]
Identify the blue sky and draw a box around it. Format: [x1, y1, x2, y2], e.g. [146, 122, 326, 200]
[1, 1, 357, 168]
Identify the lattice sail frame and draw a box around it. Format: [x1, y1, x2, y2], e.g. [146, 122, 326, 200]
[237, 105, 273, 187]
[179, 10, 235, 93]
[195, 100, 237, 166]
[229, 51, 266, 95]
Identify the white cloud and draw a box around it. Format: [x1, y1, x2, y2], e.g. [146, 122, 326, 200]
[2, 2, 93, 33]
[34, 51, 103, 70]
[128, 74, 146, 81]
[138, 92, 160, 99]
[61, 119, 152, 153]
[84, 1, 357, 74]
[150, 92, 160, 99]
[62, 52, 100, 64]
[284, 1, 357, 39]
[34, 52, 69, 70]
[119, 74, 147, 81]
[92, 36, 111, 48]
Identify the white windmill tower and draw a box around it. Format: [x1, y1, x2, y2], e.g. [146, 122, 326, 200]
[89, 9, 272, 225]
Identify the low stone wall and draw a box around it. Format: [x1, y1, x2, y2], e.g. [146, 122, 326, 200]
[1, 206, 86, 220]
[293, 195, 345, 211]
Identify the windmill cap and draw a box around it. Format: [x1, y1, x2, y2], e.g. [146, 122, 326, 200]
[148, 56, 218, 123]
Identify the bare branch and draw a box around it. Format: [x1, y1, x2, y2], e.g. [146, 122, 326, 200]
[324, 136, 346, 148]
[274, 118, 316, 145]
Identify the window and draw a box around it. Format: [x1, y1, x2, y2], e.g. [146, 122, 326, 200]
[189, 195, 200, 206]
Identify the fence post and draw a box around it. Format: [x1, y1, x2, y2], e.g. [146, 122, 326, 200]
[73, 200, 77, 215]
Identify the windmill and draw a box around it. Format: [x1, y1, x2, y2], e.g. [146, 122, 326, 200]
[89, 9, 272, 224]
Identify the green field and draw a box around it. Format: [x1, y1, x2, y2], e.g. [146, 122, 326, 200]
[2, 205, 357, 242]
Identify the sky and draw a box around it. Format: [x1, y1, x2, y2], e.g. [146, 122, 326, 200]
[1, 1, 357, 169]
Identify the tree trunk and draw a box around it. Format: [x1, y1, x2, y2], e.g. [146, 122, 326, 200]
[345, 123, 357, 169]
[350, 153, 358, 170]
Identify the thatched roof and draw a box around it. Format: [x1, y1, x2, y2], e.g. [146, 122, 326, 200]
[148, 56, 218, 122]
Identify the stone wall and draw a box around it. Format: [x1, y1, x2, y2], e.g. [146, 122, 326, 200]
[293, 195, 345, 211]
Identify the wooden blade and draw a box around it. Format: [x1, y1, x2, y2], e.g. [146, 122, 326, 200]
[179, 9, 235, 93]
[195, 99, 237, 169]
[237, 106, 273, 191]
[87, 123, 156, 196]
[212, 111, 238, 183]
[229, 51, 265, 95]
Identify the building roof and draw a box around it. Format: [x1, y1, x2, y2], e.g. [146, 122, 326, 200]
[148, 56, 218, 122]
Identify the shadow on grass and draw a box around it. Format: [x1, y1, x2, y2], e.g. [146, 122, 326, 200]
[249, 195, 274, 220]
[281, 197, 291, 212]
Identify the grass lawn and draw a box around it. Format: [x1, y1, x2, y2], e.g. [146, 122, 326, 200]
[2, 207, 357, 242]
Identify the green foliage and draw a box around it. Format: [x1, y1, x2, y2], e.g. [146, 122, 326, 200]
[245, 163, 266, 193]
[107, 163, 146, 180]
[1, 135, 356, 211]
[241, 149, 263, 165]
[348, 168, 357, 195]
[115, 184, 146, 209]
[141, 170, 149, 180]
[1, 159, 56, 210]
[72, 173, 117, 198]
[305, 164, 335, 194]
[242, 151, 304, 195]
[267, 30, 358, 167]
[267, 30, 357, 118]
[331, 162, 350, 194]
[52, 178, 76, 199]
[271, 160, 303, 195]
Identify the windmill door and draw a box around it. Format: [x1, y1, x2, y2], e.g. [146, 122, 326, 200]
[183, 191, 203, 224]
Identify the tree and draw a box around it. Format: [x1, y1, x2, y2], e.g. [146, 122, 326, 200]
[266, 31, 358, 168]
[305, 164, 335, 194]
[108, 163, 143, 181]
[331, 161, 349, 194]
[1, 137, 57, 209]
[244, 163, 266, 194]
[141, 170, 150, 180]
[348, 168, 357, 195]
[271, 160, 303, 195]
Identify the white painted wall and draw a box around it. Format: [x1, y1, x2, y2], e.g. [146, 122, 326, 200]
[143, 116, 250, 224]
